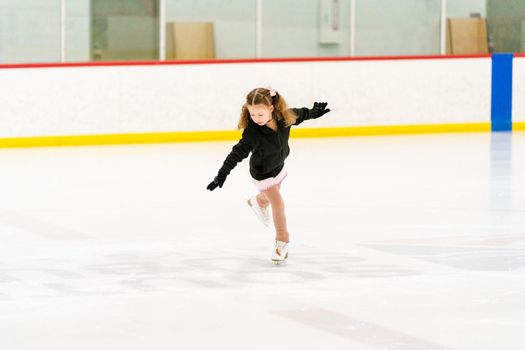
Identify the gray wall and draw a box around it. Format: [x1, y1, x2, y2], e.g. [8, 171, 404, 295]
[355, 0, 441, 56]
[447, 0, 486, 18]
[166, 0, 488, 58]
[487, 0, 525, 52]
[67, 0, 90, 62]
[165, 0, 257, 59]
[0, 0, 491, 64]
[260, 0, 351, 57]
[0, 0, 89, 63]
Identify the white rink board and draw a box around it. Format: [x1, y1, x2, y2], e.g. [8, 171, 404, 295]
[513, 57, 525, 122]
[0, 58, 492, 138]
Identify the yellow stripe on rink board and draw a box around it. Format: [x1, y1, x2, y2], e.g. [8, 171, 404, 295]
[0, 130, 242, 148]
[514, 122, 525, 131]
[290, 123, 491, 138]
[0, 123, 493, 148]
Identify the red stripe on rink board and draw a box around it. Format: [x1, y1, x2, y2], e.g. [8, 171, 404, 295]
[0, 54, 492, 70]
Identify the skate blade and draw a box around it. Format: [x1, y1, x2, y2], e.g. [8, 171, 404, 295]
[272, 258, 288, 265]
[272, 252, 288, 265]
[272, 260, 286, 265]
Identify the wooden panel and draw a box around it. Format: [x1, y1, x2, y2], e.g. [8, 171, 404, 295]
[448, 18, 489, 54]
[166, 22, 215, 60]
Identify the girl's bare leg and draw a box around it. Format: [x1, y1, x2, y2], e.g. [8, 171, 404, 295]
[262, 185, 289, 243]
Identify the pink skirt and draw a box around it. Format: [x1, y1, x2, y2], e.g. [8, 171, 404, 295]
[252, 168, 288, 192]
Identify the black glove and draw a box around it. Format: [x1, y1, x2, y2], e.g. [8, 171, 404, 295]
[311, 102, 331, 119]
[206, 172, 227, 191]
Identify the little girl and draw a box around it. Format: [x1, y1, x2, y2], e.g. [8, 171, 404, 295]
[206, 87, 330, 264]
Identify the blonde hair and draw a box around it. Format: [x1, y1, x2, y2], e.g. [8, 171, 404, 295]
[237, 88, 297, 129]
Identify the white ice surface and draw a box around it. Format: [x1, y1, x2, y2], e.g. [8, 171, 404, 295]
[0, 133, 524, 350]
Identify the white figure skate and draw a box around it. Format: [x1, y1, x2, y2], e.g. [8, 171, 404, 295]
[272, 240, 289, 265]
[247, 195, 270, 227]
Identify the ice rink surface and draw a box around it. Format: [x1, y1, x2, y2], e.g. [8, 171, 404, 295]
[0, 132, 524, 350]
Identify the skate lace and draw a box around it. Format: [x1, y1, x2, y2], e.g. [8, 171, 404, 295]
[276, 242, 286, 251]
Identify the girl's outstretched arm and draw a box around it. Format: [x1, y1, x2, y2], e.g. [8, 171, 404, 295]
[292, 102, 331, 126]
[207, 127, 257, 191]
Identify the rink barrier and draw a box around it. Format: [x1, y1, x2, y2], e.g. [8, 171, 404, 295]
[514, 122, 525, 130]
[491, 53, 513, 131]
[0, 54, 522, 148]
[0, 123, 492, 148]
[514, 54, 525, 127]
[0, 130, 241, 148]
[289, 123, 491, 138]
[0, 54, 492, 70]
